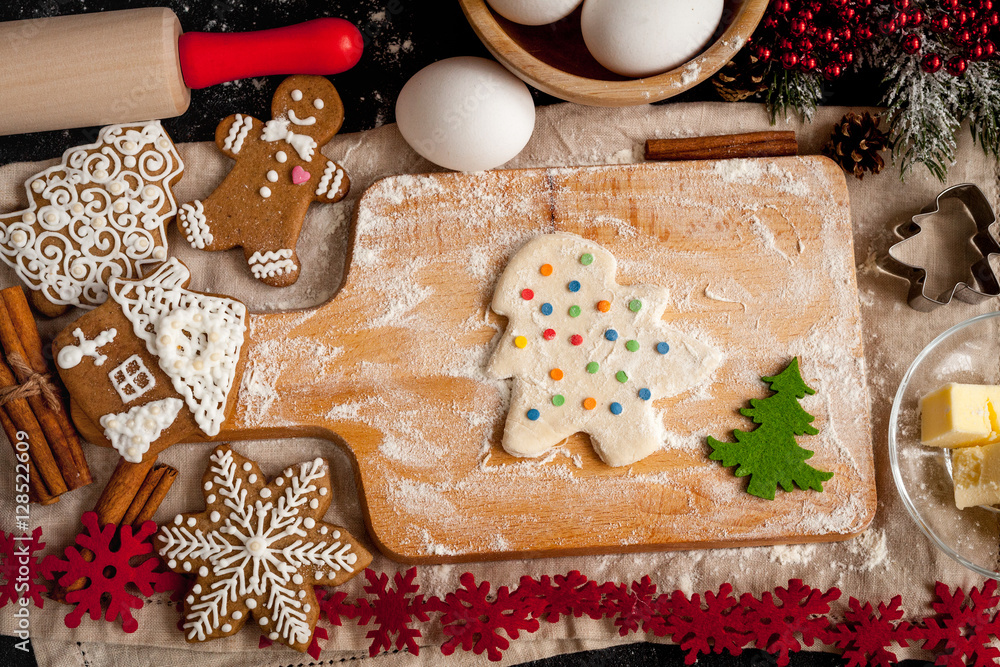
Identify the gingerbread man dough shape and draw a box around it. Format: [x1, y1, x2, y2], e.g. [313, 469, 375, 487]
[177, 75, 350, 287]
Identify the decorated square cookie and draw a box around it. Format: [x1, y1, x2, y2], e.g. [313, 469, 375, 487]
[0, 122, 183, 317]
[158, 445, 371, 652]
[53, 258, 247, 463]
[488, 232, 721, 467]
[176, 75, 350, 287]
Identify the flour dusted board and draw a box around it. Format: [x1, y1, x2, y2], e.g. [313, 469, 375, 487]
[79, 157, 876, 562]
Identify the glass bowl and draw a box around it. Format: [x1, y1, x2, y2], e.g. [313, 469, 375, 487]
[889, 310, 1000, 578]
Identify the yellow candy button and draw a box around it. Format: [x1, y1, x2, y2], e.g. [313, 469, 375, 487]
[514, 336, 528, 349]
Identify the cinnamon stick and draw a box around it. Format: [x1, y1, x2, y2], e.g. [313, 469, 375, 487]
[0, 406, 56, 505]
[0, 287, 91, 490]
[644, 131, 798, 162]
[94, 457, 158, 526]
[0, 356, 67, 497]
[121, 464, 177, 526]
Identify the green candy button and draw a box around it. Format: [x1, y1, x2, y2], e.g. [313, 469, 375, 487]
[625, 340, 639, 352]
[586, 361, 600, 374]
[628, 299, 642, 312]
[552, 394, 565, 407]
[569, 305, 581, 317]
[580, 253, 594, 266]
[616, 370, 629, 383]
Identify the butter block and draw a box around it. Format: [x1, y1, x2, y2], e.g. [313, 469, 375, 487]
[953, 443, 1000, 509]
[920, 383, 1000, 448]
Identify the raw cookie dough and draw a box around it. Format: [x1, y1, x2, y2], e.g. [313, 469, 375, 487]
[488, 232, 721, 466]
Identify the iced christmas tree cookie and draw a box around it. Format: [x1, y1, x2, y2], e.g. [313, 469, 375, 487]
[487, 232, 721, 467]
[157, 445, 371, 652]
[0, 121, 183, 316]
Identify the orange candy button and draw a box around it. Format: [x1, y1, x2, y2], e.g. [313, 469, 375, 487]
[597, 300, 611, 312]
[540, 264, 553, 276]
[583, 397, 597, 410]
[550, 368, 564, 381]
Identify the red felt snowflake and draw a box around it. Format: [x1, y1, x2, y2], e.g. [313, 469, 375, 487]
[740, 579, 841, 666]
[41, 512, 173, 633]
[354, 567, 435, 657]
[914, 580, 1000, 667]
[259, 626, 328, 659]
[600, 576, 666, 637]
[318, 587, 371, 626]
[824, 595, 912, 667]
[433, 572, 540, 662]
[661, 583, 748, 665]
[518, 571, 604, 623]
[0, 527, 46, 609]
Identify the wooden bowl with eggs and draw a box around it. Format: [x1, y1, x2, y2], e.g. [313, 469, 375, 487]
[458, 0, 769, 107]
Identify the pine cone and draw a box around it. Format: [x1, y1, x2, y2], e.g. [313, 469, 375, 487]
[822, 112, 890, 180]
[712, 49, 769, 102]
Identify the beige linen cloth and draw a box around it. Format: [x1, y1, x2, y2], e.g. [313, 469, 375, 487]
[0, 101, 998, 666]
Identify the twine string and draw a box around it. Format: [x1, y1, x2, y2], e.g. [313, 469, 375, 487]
[0, 351, 61, 412]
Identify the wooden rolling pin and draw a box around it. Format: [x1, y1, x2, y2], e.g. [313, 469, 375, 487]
[0, 8, 363, 136]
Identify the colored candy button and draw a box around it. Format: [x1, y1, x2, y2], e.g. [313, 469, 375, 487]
[583, 397, 597, 410]
[527, 409, 540, 421]
[550, 368, 564, 381]
[628, 299, 642, 312]
[610, 402, 623, 415]
[597, 300, 611, 312]
[570, 334, 583, 346]
[638, 388, 651, 401]
[540, 264, 553, 276]
[541, 303, 553, 316]
[568, 305, 581, 317]
[656, 342, 670, 354]
[568, 280, 581, 293]
[586, 361, 599, 374]
[521, 288, 534, 301]
[580, 253, 594, 265]
[604, 329, 618, 341]
[552, 394, 565, 406]
[543, 328, 556, 340]
[616, 371, 628, 383]
[625, 340, 639, 352]
[514, 336, 527, 348]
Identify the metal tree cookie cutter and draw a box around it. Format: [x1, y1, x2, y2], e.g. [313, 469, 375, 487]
[885, 183, 1000, 312]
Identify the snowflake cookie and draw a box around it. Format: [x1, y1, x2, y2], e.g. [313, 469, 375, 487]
[0, 121, 183, 316]
[157, 445, 372, 652]
[487, 233, 721, 467]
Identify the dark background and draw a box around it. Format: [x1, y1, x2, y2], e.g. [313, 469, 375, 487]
[0, 1, 904, 665]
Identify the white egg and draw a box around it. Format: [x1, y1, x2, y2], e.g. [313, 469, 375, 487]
[581, 0, 724, 78]
[485, 0, 583, 26]
[396, 57, 535, 172]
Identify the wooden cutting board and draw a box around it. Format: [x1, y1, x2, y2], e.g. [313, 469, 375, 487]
[78, 157, 876, 563]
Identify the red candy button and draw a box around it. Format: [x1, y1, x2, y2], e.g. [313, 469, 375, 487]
[543, 328, 556, 340]
[521, 288, 534, 301]
[570, 334, 583, 346]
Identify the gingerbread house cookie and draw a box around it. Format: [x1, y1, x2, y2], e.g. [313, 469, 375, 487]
[53, 258, 248, 463]
[0, 122, 183, 316]
[177, 75, 350, 287]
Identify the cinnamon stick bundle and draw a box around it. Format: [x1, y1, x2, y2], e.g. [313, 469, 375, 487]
[55, 457, 178, 600]
[0, 287, 91, 501]
[644, 131, 798, 162]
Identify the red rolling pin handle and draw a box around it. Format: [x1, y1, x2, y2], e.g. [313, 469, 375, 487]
[178, 18, 364, 89]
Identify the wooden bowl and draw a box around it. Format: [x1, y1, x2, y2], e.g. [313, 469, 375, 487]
[458, 0, 769, 107]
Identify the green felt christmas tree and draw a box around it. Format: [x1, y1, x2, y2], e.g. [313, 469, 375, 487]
[708, 358, 833, 500]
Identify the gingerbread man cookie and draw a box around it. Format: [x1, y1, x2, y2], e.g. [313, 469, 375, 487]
[0, 122, 183, 317]
[157, 445, 371, 652]
[177, 76, 350, 287]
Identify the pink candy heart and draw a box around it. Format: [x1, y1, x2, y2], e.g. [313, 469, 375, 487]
[291, 166, 311, 184]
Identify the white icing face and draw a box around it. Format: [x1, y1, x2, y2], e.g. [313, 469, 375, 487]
[487, 232, 721, 467]
[290, 89, 303, 101]
[0, 121, 182, 309]
[313, 98, 324, 109]
[287, 109, 316, 126]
